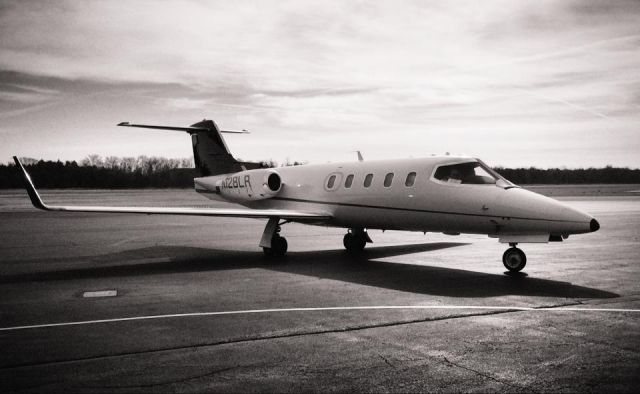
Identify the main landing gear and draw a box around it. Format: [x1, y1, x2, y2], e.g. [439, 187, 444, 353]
[343, 228, 372, 253]
[502, 243, 526, 272]
[261, 218, 288, 257]
[264, 233, 288, 257]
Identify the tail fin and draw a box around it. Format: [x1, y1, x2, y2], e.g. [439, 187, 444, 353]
[118, 119, 264, 176]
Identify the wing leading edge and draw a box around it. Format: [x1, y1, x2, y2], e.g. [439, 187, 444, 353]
[12, 156, 331, 221]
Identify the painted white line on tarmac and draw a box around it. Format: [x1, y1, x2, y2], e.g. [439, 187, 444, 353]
[83, 290, 117, 298]
[1, 305, 639, 332]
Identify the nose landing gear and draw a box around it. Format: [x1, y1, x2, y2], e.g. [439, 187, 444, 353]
[502, 243, 526, 272]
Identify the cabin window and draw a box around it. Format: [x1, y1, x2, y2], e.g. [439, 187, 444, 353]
[327, 175, 336, 189]
[364, 173, 373, 187]
[384, 173, 394, 187]
[433, 162, 497, 185]
[405, 172, 416, 187]
[345, 174, 354, 188]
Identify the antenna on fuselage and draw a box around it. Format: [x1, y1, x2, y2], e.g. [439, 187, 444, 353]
[356, 151, 364, 162]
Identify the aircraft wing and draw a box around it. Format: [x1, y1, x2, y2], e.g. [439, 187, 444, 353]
[12, 157, 331, 221]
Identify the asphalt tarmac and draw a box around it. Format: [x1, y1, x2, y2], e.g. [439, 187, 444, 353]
[0, 189, 639, 392]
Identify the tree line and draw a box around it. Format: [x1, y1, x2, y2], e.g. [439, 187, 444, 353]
[1, 156, 639, 188]
[494, 166, 640, 184]
[0, 155, 303, 188]
[1, 156, 196, 188]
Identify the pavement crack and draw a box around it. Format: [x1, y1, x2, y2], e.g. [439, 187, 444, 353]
[91, 365, 243, 389]
[531, 300, 583, 310]
[378, 353, 396, 369]
[441, 356, 534, 392]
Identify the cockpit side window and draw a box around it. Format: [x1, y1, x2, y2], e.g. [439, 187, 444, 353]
[433, 162, 497, 185]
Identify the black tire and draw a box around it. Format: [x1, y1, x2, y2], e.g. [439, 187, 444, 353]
[502, 247, 527, 272]
[352, 235, 366, 251]
[263, 236, 288, 258]
[273, 236, 288, 257]
[344, 233, 366, 253]
[343, 233, 354, 249]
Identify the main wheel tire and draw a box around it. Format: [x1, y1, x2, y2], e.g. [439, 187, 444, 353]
[352, 235, 366, 251]
[263, 236, 288, 258]
[272, 236, 288, 257]
[344, 233, 366, 253]
[502, 247, 527, 272]
[343, 233, 353, 249]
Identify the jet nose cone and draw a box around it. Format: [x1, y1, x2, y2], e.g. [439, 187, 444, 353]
[590, 218, 600, 232]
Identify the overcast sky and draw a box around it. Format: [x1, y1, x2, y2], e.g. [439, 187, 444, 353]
[0, 0, 639, 168]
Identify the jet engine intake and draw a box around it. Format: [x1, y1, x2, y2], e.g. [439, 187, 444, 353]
[266, 171, 281, 193]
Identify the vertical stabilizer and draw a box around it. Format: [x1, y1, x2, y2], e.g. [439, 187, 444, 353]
[189, 119, 239, 176]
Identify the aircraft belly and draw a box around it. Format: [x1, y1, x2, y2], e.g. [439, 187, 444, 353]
[326, 205, 497, 234]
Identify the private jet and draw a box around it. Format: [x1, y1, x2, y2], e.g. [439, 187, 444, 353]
[13, 119, 600, 273]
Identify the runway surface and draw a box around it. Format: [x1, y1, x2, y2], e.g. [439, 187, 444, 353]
[1, 189, 639, 392]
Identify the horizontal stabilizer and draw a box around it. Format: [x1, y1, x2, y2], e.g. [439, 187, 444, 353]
[118, 122, 249, 134]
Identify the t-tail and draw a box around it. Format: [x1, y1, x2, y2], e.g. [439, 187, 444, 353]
[118, 119, 264, 176]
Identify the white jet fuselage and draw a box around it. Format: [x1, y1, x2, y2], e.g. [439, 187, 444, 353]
[14, 118, 600, 269]
[194, 156, 595, 240]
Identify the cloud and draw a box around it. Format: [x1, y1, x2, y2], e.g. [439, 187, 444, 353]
[0, 0, 638, 167]
[162, 97, 209, 110]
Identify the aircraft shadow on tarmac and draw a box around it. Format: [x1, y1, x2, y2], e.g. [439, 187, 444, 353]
[1, 242, 618, 299]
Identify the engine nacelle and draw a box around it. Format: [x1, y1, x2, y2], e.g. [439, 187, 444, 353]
[210, 169, 283, 203]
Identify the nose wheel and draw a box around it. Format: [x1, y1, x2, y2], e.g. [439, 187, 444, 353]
[502, 245, 526, 272]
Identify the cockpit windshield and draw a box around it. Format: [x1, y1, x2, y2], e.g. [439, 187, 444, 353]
[433, 159, 517, 188]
